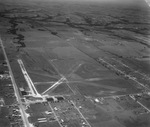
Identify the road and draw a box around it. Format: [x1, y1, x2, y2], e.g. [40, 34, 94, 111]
[112, 58, 150, 81]
[97, 58, 150, 91]
[129, 95, 150, 113]
[0, 37, 30, 127]
[48, 102, 63, 127]
[70, 100, 91, 127]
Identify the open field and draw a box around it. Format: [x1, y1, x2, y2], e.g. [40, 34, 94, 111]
[45, 83, 74, 96]
[0, 107, 10, 127]
[0, 0, 150, 126]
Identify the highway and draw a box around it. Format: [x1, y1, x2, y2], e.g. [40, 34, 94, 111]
[0, 37, 30, 127]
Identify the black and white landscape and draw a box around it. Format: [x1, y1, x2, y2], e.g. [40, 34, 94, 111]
[0, 0, 150, 127]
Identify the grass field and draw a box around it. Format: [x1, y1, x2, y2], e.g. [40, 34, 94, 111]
[0, 0, 150, 127]
[46, 83, 74, 96]
[0, 107, 10, 127]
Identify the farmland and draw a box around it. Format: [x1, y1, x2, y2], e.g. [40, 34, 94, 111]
[0, 0, 150, 127]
